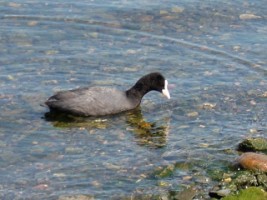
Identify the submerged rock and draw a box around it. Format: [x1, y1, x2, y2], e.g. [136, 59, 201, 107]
[232, 171, 258, 188]
[257, 173, 267, 189]
[169, 186, 197, 200]
[154, 164, 175, 178]
[238, 138, 267, 152]
[209, 189, 231, 198]
[239, 13, 262, 20]
[209, 169, 267, 198]
[237, 152, 267, 172]
[58, 195, 94, 200]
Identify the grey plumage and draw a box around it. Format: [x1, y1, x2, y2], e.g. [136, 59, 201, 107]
[46, 87, 138, 116]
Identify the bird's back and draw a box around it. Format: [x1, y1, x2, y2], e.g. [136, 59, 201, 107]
[45, 87, 139, 116]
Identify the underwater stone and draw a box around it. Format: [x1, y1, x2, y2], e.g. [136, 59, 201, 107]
[238, 138, 267, 152]
[209, 189, 231, 198]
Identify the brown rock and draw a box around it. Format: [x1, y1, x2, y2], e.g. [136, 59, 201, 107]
[237, 152, 267, 172]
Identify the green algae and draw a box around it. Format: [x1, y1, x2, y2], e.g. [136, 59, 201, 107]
[222, 187, 267, 200]
[238, 138, 267, 153]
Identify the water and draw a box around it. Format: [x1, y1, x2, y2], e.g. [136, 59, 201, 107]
[0, 0, 266, 199]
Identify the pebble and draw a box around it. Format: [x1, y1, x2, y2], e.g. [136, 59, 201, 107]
[65, 147, 83, 154]
[158, 181, 171, 187]
[187, 111, 199, 117]
[261, 91, 267, 97]
[199, 143, 210, 148]
[183, 175, 192, 181]
[104, 163, 121, 170]
[123, 67, 140, 72]
[8, 2, 21, 8]
[250, 100, 257, 105]
[126, 49, 137, 55]
[160, 10, 169, 15]
[233, 45, 241, 51]
[162, 15, 177, 20]
[204, 71, 213, 76]
[45, 50, 58, 55]
[223, 177, 232, 183]
[249, 128, 258, 134]
[53, 173, 66, 178]
[178, 125, 190, 129]
[139, 15, 154, 22]
[90, 180, 101, 188]
[88, 32, 98, 38]
[239, 13, 262, 20]
[196, 176, 210, 184]
[27, 21, 38, 26]
[202, 102, 216, 109]
[33, 184, 49, 190]
[7, 75, 15, 80]
[171, 6, 184, 13]
[32, 141, 39, 145]
[237, 152, 267, 172]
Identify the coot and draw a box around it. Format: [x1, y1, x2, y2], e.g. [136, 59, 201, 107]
[45, 72, 170, 116]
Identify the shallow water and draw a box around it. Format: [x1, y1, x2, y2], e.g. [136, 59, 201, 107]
[0, 0, 266, 199]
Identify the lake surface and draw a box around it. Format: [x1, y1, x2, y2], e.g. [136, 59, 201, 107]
[0, 0, 266, 199]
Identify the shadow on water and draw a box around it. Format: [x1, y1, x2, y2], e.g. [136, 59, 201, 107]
[44, 107, 171, 148]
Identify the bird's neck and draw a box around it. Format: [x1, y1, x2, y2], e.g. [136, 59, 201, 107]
[126, 81, 151, 101]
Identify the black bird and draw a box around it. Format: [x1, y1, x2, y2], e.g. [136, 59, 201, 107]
[45, 72, 170, 116]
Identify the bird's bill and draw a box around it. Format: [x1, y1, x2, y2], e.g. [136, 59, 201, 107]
[162, 80, 171, 99]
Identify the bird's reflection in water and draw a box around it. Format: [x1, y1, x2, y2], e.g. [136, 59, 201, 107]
[125, 109, 170, 148]
[44, 111, 109, 129]
[44, 107, 171, 148]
